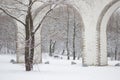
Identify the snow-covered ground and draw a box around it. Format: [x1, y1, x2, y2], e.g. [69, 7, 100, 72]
[0, 55, 120, 80]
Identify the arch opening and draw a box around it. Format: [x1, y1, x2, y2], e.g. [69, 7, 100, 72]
[107, 8, 120, 61]
[0, 15, 17, 55]
[16, 2, 85, 63]
[40, 4, 84, 61]
[97, 0, 120, 65]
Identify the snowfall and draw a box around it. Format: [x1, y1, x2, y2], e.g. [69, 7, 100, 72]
[0, 55, 120, 80]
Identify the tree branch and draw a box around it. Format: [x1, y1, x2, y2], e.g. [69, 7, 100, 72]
[33, 4, 57, 34]
[13, 0, 28, 7]
[33, 8, 53, 34]
[0, 7, 26, 26]
[1, 5, 27, 12]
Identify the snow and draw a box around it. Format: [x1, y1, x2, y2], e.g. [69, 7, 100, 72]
[0, 55, 120, 80]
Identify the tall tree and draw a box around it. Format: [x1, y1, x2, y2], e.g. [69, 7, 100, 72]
[66, 5, 70, 60]
[72, 9, 76, 60]
[0, 0, 59, 71]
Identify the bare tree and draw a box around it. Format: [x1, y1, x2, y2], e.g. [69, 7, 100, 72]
[66, 5, 70, 60]
[72, 9, 76, 60]
[0, 0, 60, 71]
[49, 39, 56, 56]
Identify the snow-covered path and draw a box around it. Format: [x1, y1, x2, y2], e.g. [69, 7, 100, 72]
[0, 55, 120, 80]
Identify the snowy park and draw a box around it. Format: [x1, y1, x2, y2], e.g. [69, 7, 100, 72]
[0, 55, 120, 80]
[1, 0, 120, 80]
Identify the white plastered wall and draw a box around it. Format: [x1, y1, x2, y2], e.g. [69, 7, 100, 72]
[71, 0, 113, 65]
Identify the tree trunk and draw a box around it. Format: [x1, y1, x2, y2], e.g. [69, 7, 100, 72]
[115, 46, 117, 60]
[49, 39, 52, 56]
[62, 49, 65, 55]
[49, 39, 56, 56]
[29, 8, 34, 69]
[52, 41, 56, 53]
[73, 10, 76, 60]
[25, 15, 31, 71]
[66, 6, 70, 60]
[114, 19, 119, 61]
[29, 33, 34, 69]
[73, 25, 76, 60]
[25, 0, 34, 71]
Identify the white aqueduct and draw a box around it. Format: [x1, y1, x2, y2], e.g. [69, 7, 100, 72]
[15, 0, 120, 66]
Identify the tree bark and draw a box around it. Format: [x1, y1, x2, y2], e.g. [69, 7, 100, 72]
[115, 45, 117, 60]
[73, 10, 76, 60]
[25, 15, 31, 71]
[49, 39, 52, 56]
[66, 6, 70, 60]
[25, 0, 34, 71]
[29, 6, 34, 69]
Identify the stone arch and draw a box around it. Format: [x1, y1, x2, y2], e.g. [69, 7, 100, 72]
[33, 2, 85, 63]
[97, 0, 120, 65]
